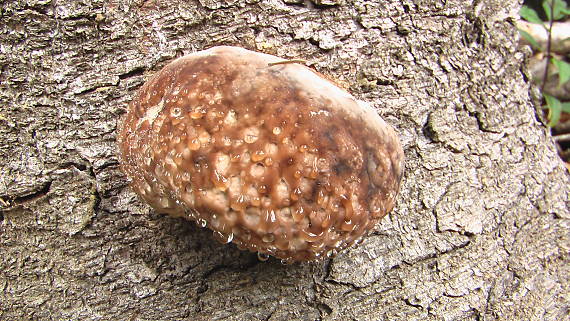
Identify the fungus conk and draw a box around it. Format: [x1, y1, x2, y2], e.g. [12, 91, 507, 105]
[118, 46, 404, 263]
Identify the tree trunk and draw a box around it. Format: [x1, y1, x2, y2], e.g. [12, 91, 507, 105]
[1, 0, 568, 320]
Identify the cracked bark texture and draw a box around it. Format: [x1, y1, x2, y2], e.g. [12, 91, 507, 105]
[0, 0, 568, 320]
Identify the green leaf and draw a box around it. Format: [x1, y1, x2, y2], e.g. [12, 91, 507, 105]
[543, 0, 569, 21]
[552, 58, 570, 86]
[543, 0, 552, 21]
[519, 29, 543, 50]
[553, 0, 568, 20]
[561, 102, 570, 113]
[520, 5, 544, 24]
[544, 94, 562, 127]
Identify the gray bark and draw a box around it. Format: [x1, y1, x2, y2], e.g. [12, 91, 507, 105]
[1, 0, 568, 320]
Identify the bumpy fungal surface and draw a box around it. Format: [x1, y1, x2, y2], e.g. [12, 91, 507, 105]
[118, 46, 404, 262]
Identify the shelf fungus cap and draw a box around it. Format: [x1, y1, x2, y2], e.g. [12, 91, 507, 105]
[117, 46, 404, 262]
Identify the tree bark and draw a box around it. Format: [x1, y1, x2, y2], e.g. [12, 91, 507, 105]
[1, 0, 568, 320]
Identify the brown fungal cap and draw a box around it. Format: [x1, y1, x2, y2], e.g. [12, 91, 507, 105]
[117, 46, 404, 262]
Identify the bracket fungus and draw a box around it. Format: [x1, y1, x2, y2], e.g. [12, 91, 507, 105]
[117, 46, 404, 262]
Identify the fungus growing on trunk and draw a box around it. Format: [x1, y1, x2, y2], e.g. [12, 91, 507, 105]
[117, 46, 404, 262]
